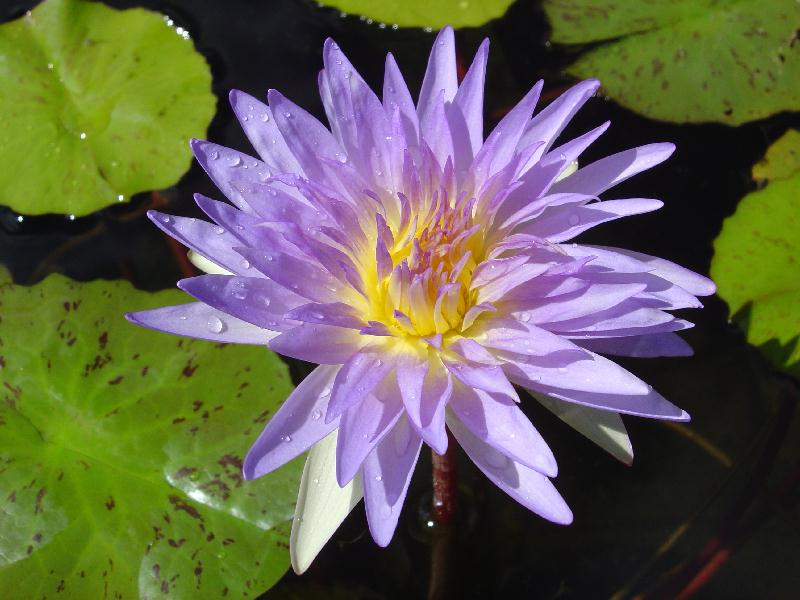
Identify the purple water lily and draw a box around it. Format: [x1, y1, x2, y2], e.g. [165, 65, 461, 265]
[127, 27, 714, 572]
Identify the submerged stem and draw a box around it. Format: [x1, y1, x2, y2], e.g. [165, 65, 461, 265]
[428, 432, 458, 600]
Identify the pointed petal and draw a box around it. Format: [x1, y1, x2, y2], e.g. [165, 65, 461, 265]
[148, 210, 254, 277]
[290, 431, 363, 574]
[518, 198, 663, 242]
[448, 413, 572, 524]
[362, 417, 423, 546]
[534, 393, 633, 464]
[326, 348, 395, 422]
[336, 392, 403, 486]
[551, 143, 675, 196]
[229, 89, 304, 175]
[449, 39, 489, 167]
[125, 302, 274, 344]
[576, 333, 694, 357]
[178, 275, 303, 332]
[449, 383, 557, 476]
[243, 365, 340, 479]
[269, 323, 364, 364]
[418, 27, 458, 126]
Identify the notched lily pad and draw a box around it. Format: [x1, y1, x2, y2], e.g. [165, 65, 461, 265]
[315, 0, 515, 28]
[753, 129, 800, 183]
[712, 132, 800, 377]
[0, 0, 215, 216]
[544, 0, 800, 125]
[0, 272, 300, 598]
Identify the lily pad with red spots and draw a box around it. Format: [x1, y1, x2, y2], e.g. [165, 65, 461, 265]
[712, 131, 800, 377]
[544, 0, 800, 125]
[0, 272, 299, 598]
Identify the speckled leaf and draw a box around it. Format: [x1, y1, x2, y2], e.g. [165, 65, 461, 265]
[544, 0, 800, 125]
[0, 272, 300, 598]
[314, 0, 514, 28]
[0, 0, 215, 216]
[753, 129, 800, 183]
[711, 135, 800, 377]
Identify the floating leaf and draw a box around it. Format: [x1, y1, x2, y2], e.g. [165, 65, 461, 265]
[544, 0, 800, 125]
[752, 129, 800, 183]
[0, 272, 299, 598]
[314, 0, 514, 28]
[0, 0, 215, 216]
[711, 132, 800, 377]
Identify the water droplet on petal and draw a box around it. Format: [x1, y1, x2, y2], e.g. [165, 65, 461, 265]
[206, 316, 224, 334]
[311, 409, 322, 421]
[241, 259, 251, 269]
[214, 226, 224, 234]
[159, 214, 172, 224]
[374, 475, 383, 482]
[568, 214, 580, 226]
[282, 434, 292, 443]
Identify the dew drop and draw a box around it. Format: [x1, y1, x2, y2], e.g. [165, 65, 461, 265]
[79, 132, 87, 140]
[179, 315, 188, 321]
[284, 112, 292, 119]
[207, 316, 224, 333]
[311, 409, 322, 421]
[117, 194, 124, 202]
[312, 478, 320, 485]
[374, 475, 383, 482]
[210, 151, 220, 160]
[568, 214, 580, 226]
[241, 259, 251, 269]
[159, 214, 172, 224]
[214, 226, 225, 234]
[282, 434, 293, 443]
[229, 156, 243, 167]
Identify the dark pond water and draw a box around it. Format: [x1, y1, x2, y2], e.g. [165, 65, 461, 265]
[1, 0, 799, 598]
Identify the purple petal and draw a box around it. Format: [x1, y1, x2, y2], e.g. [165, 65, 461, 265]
[583, 246, 716, 296]
[418, 27, 458, 127]
[229, 89, 304, 175]
[190, 139, 269, 214]
[442, 358, 519, 401]
[178, 275, 303, 332]
[362, 417, 423, 547]
[520, 282, 648, 324]
[473, 81, 543, 179]
[286, 302, 365, 330]
[519, 383, 689, 421]
[235, 246, 344, 304]
[326, 348, 395, 422]
[383, 53, 420, 148]
[147, 211, 255, 276]
[500, 347, 651, 396]
[449, 383, 557, 476]
[267, 89, 344, 181]
[551, 143, 675, 196]
[549, 300, 692, 338]
[336, 391, 403, 485]
[448, 39, 489, 169]
[518, 198, 664, 242]
[126, 302, 274, 344]
[519, 79, 600, 158]
[576, 333, 693, 357]
[269, 323, 363, 364]
[397, 355, 451, 454]
[243, 365, 340, 479]
[448, 414, 572, 524]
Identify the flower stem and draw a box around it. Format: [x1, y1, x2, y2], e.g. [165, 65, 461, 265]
[428, 432, 457, 600]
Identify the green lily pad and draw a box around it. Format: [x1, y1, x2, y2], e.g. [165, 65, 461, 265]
[544, 0, 800, 125]
[314, 0, 515, 28]
[711, 132, 800, 377]
[0, 0, 215, 216]
[0, 271, 300, 598]
[753, 129, 800, 183]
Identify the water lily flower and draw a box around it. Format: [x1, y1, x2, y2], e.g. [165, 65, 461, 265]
[127, 27, 714, 573]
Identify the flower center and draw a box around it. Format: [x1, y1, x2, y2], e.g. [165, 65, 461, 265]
[368, 189, 484, 338]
